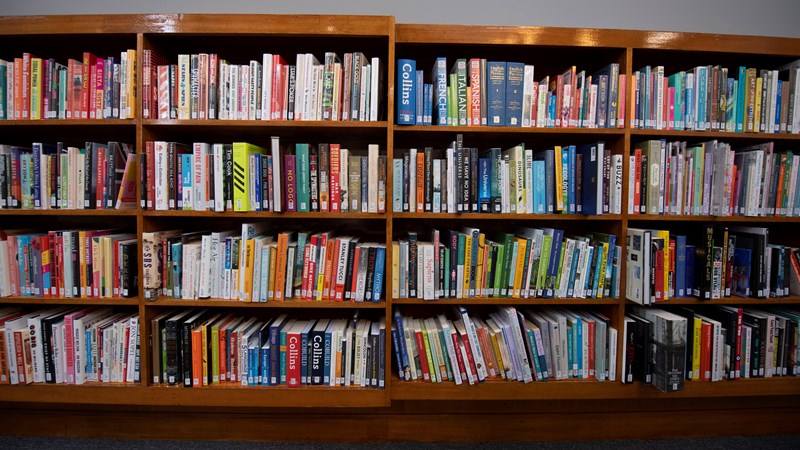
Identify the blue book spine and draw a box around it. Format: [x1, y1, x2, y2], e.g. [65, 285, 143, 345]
[433, 57, 448, 126]
[685, 245, 696, 296]
[727, 78, 737, 132]
[253, 152, 262, 211]
[548, 93, 556, 127]
[361, 155, 369, 212]
[505, 62, 524, 126]
[533, 160, 545, 213]
[392, 158, 403, 212]
[487, 61, 506, 126]
[17, 235, 28, 294]
[396, 59, 416, 125]
[676, 235, 687, 297]
[423, 83, 432, 126]
[578, 144, 597, 215]
[565, 323, 574, 377]
[415, 70, 424, 125]
[478, 158, 491, 208]
[685, 72, 694, 130]
[372, 245, 386, 302]
[604, 235, 617, 297]
[20, 154, 30, 209]
[269, 323, 283, 385]
[560, 148, 569, 214]
[391, 327, 405, 380]
[736, 67, 746, 132]
[568, 145, 576, 214]
[85, 329, 92, 374]
[181, 153, 192, 210]
[171, 242, 182, 298]
[543, 150, 555, 212]
[393, 310, 410, 378]
[567, 244, 580, 297]
[775, 79, 783, 133]
[296, 143, 309, 212]
[697, 67, 708, 130]
[261, 344, 270, 385]
[583, 246, 595, 293]
[574, 316, 583, 377]
[545, 229, 563, 298]
[323, 329, 332, 384]
[590, 243, 604, 298]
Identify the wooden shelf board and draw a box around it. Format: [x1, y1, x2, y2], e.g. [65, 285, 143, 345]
[0, 119, 135, 126]
[393, 212, 622, 221]
[394, 125, 624, 135]
[627, 214, 800, 223]
[148, 298, 386, 308]
[0, 383, 387, 408]
[631, 129, 800, 141]
[0, 209, 138, 216]
[142, 210, 385, 219]
[393, 297, 619, 305]
[634, 296, 800, 305]
[390, 377, 800, 401]
[142, 119, 388, 129]
[0, 297, 139, 306]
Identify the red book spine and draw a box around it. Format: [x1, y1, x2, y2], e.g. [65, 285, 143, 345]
[48, 232, 58, 297]
[81, 53, 97, 119]
[414, 329, 431, 382]
[286, 329, 302, 387]
[733, 308, 743, 378]
[271, 57, 283, 119]
[146, 141, 155, 210]
[96, 146, 106, 209]
[284, 154, 296, 212]
[587, 320, 596, 379]
[219, 326, 228, 382]
[555, 74, 564, 127]
[329, 144, 340, 212]
[301, 240, 313, 300]
[460, 331, 479, 381]
[700, 322, 712, 381]
[654, 248, 664, 301]
[450, 332, 467, 382]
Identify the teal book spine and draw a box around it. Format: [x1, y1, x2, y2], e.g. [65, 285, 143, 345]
[295, 143, 310, 212]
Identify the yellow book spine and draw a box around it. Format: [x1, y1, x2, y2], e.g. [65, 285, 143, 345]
[211, 326, 220, 384]
[476, 234, 485, 297]
[127, 49, 136, 119]
[513, 237, 527, 298]
[463, 234, 473, 297]
[30, 58, 42, 120]
[391, 242, 400, 298]
[753, 77, 762, 132]
[79, 231, 87, 298]
[104, 237, 113, 297]
[554, 145, 564, 211]
[658, 230, 670, 301]
[596, 242, 609, 298]
[489, 331, 506, 379]
[692, 317, 702, 380]
[242, 239, 255, 302]
[201, 324, 209, 385]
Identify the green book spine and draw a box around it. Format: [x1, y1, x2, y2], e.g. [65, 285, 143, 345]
[536, 235, 552, 295]
[527, 328, 542, 379]
[295, 143, 310, 212]
[421, 325, 437, 382]
[554, 242, 566, 293]
[211, 326, 220, 384]
[58, 68, 68, 119]
[500, 233, 514, 297]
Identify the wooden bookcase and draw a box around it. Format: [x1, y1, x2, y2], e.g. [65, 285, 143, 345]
[1, 15, 799, 442]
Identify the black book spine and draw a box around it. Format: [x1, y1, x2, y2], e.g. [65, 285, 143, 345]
[370, 327, 379, 387]
[310, 328, 324, 385]
[456, 143, 464, 212]
[438, 244, 446, 297]
[84, 143, 94, 209]
[440, 156, 447, 212]
[462, 147, 470, 213]
[207, 149, 215, 210]
[121, 242, 131, 297]
[41, 316, 55, 383]
[470, 147, 479, 212]
[70, 232, 80, 297]
[182, 319, 193, 387]
[0, 154, 6, 208]
[408, 232, 418, 298]
[364, 246, 377, 301]
[175, 150, 183, 209]
[343, 241, 358, 300]
[639, 151, 648, 213]
[309, 151, 318, 212]
[378, 323, 385, 389]
[287, 65, 297, 120]
[164, 319, 179, 385]
[106, 143, 116, 209]
[49, 152, 57, 208]
[424, 147, 433, 212]
[702, 226, 714, 300]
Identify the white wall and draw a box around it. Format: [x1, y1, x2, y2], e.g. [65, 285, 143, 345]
[2, 0, 800, 39]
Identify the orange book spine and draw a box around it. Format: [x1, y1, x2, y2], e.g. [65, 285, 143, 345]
[273, 233, 289, 301]
[81, 52, 97, 119]
[218, 326, 228, 382]
[321, 238, 337, 300]
[191, 327, 203, 387]
[776, 153, 787, 216]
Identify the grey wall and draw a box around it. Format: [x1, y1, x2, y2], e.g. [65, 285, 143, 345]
[2, 0, 800, 39]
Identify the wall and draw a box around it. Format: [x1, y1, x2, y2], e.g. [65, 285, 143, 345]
[2, 0, 800, 39]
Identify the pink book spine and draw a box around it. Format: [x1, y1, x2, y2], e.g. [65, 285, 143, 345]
[617, 74, 626, 129]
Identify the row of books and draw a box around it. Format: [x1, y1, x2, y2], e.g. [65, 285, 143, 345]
[393, 227, 620, 300]
[142, 51, 382, 122]
[0, 51, 138, 121]
[151, 309, 385, 388]
[632, 64, 800, 134]
[625, 226, 791, 304]
[142, 139, 386, 214]
[0, 142, 137, 210]
[629, 141, 800, 217]
[0, 307, 140, 385]
[142, 227, 386, 303]
[393, 137, 621, 215]
[623, 306, 800, 393]
[397, 58, 623, 129]
[0, 229, 138, 299]
[392, 307, 618, 384]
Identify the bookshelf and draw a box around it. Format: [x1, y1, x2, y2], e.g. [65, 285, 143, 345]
[0, 14, 799, 442]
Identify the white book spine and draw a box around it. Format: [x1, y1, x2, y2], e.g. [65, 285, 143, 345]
[261, 53, 272, 120]
[370, 57, 380, 121]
